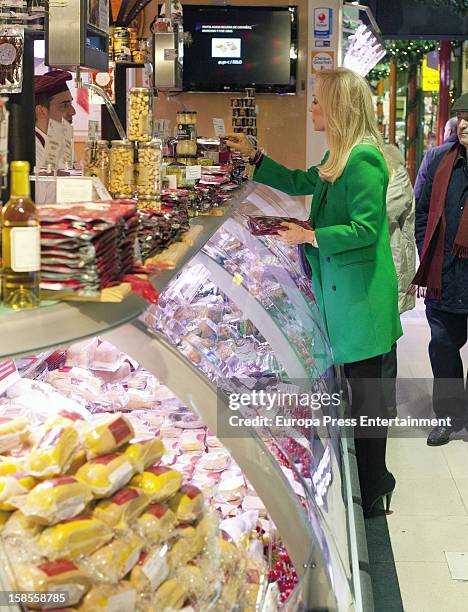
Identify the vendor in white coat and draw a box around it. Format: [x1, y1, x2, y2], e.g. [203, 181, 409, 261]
[34, 70, 76, 168]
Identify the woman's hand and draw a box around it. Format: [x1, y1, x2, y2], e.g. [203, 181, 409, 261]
[225, 132, 257, 158]
[277, 222, 316, 246]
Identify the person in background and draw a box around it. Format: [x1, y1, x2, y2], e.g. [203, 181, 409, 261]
[382, 145, 416, 418]
[34, 70, 76, 169]
[227, 68, 402, 518]
[413, 93, 468, 446]
[414, 117, 458, 200]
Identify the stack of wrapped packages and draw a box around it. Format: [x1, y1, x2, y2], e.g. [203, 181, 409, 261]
[136, 205, 190, 263]
[0, 338, 299, 610]
[39, 202, 138, 296]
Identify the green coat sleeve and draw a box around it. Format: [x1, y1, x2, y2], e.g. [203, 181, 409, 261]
[253, 155, 319, 196]
[314, 147, 387, 256]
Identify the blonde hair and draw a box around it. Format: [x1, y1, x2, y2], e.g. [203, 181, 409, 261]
[316, 68, 385, 183]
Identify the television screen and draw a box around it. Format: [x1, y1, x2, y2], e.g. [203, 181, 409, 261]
[182, 5, 298, 93]
[362, 0, 468, 40]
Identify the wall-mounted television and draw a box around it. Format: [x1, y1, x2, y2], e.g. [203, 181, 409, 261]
[182, 5, 298, 94]
[362, 0, 468, 40]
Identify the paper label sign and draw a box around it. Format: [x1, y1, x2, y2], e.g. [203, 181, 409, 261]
[61, 119, 74, 167]
[44, 119, 64, 169]
[314, 7, 332, 38]
[213, 118, 226, 138]
[186, 165, 202, 181]
[88, 120, 99, 141]
[56, 177, 94, 204]
[0, 360, 20, 395]
[311, 51, 335, 74]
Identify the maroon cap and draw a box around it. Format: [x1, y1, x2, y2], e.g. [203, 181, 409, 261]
[34, 70, 72, 104]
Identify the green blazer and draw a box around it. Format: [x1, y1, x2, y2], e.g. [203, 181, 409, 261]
[254, 144, 403, 365]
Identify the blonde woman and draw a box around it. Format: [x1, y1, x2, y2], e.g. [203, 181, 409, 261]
[227, 68, 402, 518]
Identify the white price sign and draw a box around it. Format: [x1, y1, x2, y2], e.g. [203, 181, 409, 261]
[0, 360, 20, 395]
[213, 118, 226, 138]
[186, 165, 202, 181]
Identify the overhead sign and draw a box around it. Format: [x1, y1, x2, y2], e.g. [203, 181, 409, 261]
[311, 50, 335, 75]
[314, 8, 333, 38]
[422, 56, 440, 91]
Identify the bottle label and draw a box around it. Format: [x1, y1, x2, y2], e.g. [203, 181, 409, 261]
[10, 227, 40, 272]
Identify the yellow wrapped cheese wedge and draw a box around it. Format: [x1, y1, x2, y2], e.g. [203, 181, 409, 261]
[0, 510, 10, 530]
[136, 502, 177, 544]
[175, 564, 205, 599]
[0, 416, 29, 453]
[152, 578, 187, 611]
[0, 473, 37, 510]
[38, 515, 112, 560]
[79, 581, 137, 612]
[3, 510, 43, 538]
[45, 409, 87, 431]
[130, 545, 170, 593]
[65, 448, 87, 476]
[13, 476, 93, 525]
[82, 414, 134, 459]
[220, 537, 241, 574]
[130, 465, 182, 502]
[124, 438, 165, 473]
[0, 457, 23, 475]
[26, 426, 79, 477]
[14, 559, 91, 608]
[167, 485, 204, 523]
[87, 533, 144, 584]
[75, 453, 135, 498]
[93, 487, 149, 529]
[168, 524, 205, 569]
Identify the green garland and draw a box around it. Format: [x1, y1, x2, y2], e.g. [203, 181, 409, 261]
[386, 40, 439, 69]
[416, 0, 468, 14]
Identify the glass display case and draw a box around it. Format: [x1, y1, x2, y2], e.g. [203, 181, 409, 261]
[0, 184, 372, 611]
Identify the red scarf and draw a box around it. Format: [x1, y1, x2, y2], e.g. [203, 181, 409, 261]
[411, 143, 468, 299]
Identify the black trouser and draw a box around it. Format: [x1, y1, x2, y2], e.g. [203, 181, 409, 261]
[344, 353, 389, 498]
[382, 343, 397, 417]
[426, 304, 468, 430]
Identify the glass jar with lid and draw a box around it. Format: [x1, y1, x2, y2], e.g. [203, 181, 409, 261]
[176, 139, 197, 157]
[109, 140, 135, 197]
[128, 87, 153, 142]
[136, 139, 163, 198]
[83, 140, 110, 190]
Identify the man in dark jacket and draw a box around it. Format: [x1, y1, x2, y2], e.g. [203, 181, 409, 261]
[414, 93, 468, 446]
[414, 117, 458, 200]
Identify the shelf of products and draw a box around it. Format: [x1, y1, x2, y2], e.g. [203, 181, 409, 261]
[0, 184, 371, 611]
[0, 186, 250, 361]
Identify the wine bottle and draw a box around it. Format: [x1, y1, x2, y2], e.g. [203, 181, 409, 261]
[1, 161, 40, 309]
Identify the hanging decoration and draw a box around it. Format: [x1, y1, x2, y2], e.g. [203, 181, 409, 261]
[386, 40, 439, 70]
[367, 63, 390, 84]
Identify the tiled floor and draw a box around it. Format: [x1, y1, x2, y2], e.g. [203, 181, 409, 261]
[387, 300, 468, 611]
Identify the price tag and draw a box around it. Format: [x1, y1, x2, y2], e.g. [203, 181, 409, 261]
[56, 177, 94, 203]
[0, 360, 20, 395]
[185, 165, 202, 181]
[213, 118, 226, 138]
[88, 120, 99, 141]
[92, 177, 111, 201]
[61, 119, 74, 167]
[44, 119, 64, 169]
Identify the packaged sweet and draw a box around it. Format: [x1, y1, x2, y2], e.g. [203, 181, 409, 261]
[0, 415, 30, 452]
[0, 456, 23, 475]
[0, 472, 37, 511]
[168, 485, 204, 523]
[151, 578, 187, 611]
[26, 426, 79, 477]
[129, 545, 169, 592]
[130, 465, 182, 502]
[38, 515, 113, 560]
[2, 510, 44, 538]
[220, 537, 241, 574]
[14, 559, 91, 608]
[124, 438, 165, 473]
[78, 581, 137, 612]
[85, 533, 144, 584]
[93, 487, 150, 529]
[45, 409, 88, 433]
[65, 338, 99, 369]
[198, 450, 230, 472]
[75, 453, 135, 498]
[12, 476, 93, 525]
[82, 414, 134, 459]
[91, 341, 123, 372]
[136, 502, 177, 544]
[179, 432, 204, 452]
[65, 449, 88, 475]
[168, 524, 205, 569]
[174, 564, 204, 600]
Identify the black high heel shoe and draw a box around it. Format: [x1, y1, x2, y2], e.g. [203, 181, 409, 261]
[362, 472, 396, 518]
